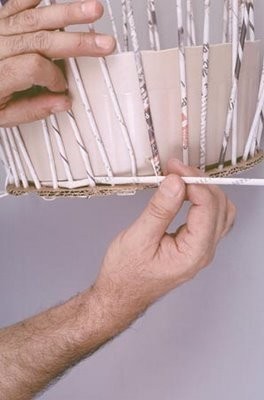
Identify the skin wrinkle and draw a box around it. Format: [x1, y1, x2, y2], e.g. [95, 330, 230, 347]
[0, 2, 237, 399]
[0, 0, 114, 126]
[0, 160, 236, 398]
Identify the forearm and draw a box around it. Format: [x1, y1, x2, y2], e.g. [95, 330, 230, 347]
[0, 286, 128, 400]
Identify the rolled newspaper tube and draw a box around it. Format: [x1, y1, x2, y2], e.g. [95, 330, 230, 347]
[248, 0, 255, 41]
[250, 60, 264, 156]
[200, 0, 211, 171]
[176, 0, 189, 165]
[243, 83, 264, 160]
[228, 0, 233, 42]
[6, 128, 28, 189]
[89, 24, 137, 177]
[41, 119, 58, 189]
[231, 0, 239, 166]
[121, 0, 129, 51]
[0, 128, 19, 187]
[0, 137, 11, 179]
[147, 0, 161, 51]
[186, 0, 196, 46]
[105, 0, 122, 53]
[222, 0, 229, 43]
[12, 126, 41, 189]
[218, 2, 250, 169]
[68, 56, 114, 181]
[49, 114, 74, 184]
[47, 175, 264, 189]
[66, 110, 96, 187]
[125, 0, 162, 176]
[44, 0, 114, 181]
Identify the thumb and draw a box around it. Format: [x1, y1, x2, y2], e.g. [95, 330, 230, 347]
[131, 175, 186, 244]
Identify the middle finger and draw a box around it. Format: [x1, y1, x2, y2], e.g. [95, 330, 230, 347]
[0, 30, 116, 60]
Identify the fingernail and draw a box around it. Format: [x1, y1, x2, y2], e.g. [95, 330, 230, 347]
[95, 35, 115, 50]
[51, 102, 70, 113]
[81, 1, 98, 16]
[160, 176, 181, 198]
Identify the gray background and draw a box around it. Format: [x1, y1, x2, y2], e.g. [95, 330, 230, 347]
[1, 1, 264, 399]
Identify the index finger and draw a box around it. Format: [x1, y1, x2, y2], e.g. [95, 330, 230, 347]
[0, 1, 104, 36]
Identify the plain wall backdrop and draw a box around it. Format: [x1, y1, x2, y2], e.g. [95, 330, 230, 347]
[1, 1, 264, 399]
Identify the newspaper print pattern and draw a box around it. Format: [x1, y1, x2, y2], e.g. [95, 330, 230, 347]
[243, 77, 264, 160]
[200, 0, 210, 171]
[41, 119, 58, 189]
[147, 0, 161, 51]
[121, 0, 129, 51]
[176, 0, 189, 165]
[125, 0, 162, 176]
[231, 0, 239, 166]
[66, 110, 96, 187]
[248, 0, 255, 41]
[254, 63, 264, 153]
[49, 114, 74, 184]
[222, 0, 229, 43]
[187, 0, 197, 46]
[218, 2, 249, 168]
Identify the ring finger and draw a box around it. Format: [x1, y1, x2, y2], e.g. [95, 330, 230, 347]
[0, 30, 116, 61]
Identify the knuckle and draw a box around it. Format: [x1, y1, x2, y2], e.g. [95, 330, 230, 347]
[175, 234, 192, 256]
[75, 32, 88, 50]
[33, 31, 51, 51]
[148, 199, 171, 221]
[21, 9, 39, 29]
[62, 3, 72, 22]
[4, 35, 26, 55]
[25, 54, 46, 84]
[27, 53, 44, 71]
[0, 60, 14, 82]
[6, 10, 38, 32]
[6, 0, 20, 13]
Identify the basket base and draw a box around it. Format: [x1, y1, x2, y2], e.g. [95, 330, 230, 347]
[7, 152, 264, 199]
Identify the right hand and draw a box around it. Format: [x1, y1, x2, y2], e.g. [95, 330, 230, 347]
[93, 160, 236, 334]
[0, 0, 115, 127]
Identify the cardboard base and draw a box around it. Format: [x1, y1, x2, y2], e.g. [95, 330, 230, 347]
[6, 152, 264, 199]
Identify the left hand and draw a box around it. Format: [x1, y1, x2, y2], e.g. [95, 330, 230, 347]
[0, 0, 115, 126]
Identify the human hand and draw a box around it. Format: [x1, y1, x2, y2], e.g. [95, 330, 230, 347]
[0, 0, 115, 126]
[93, 160, 236, 332]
